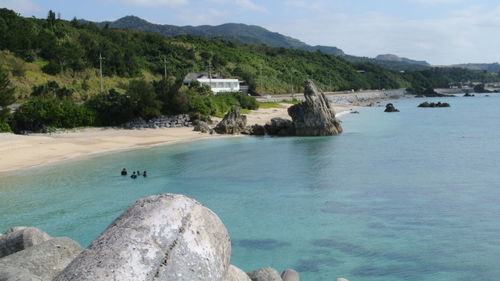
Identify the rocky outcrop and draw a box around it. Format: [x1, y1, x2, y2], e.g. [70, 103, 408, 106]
[281, 269, 300, 281]
[384, 103, 399, 112]
[288, 80, 342, 136]
[0, 237, 83, 281]
[193, 121, 211, 133]
[264, 118, 295, 136]
[215, 106, 248, 135]
[226, 265, 252, 281]
[0, 227, 51, 258]
[418, 101, 450, 108]
[247, 267, 283, 281]
[54, 194, 231, 281]
[248, 124, 266, 136]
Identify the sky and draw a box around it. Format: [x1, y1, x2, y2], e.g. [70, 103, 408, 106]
[1, 0, 499, 65]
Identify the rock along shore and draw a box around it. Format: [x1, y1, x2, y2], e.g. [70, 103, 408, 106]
[0, 194, 352, 281]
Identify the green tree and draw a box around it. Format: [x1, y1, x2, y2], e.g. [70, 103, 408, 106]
[85, 89, 134, 126]
[47, 10, 56, 28]
[0, 68, 15, 132]
[127, 80, 162, 120]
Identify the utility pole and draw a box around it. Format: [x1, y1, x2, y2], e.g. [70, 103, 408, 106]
[208, 63, 213, 85]
[162, 57, 168, 80]
[99, 53, 105, 94]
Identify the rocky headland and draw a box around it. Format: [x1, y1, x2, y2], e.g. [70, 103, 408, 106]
[203, 80, 343, 137]
[0, 194, 353, 281]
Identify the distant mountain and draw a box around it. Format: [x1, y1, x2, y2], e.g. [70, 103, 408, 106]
[88, 16, 435, 71]
[449, 63, 500, 73]
[343, 55, 431, 71]
[94, 16, 345, 56]
[375, 54, 430, 66]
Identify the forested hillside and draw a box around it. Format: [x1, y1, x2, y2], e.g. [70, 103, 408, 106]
[0, 8, 499, 133]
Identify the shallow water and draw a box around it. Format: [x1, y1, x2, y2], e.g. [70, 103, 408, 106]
[2, 95, 500, 281]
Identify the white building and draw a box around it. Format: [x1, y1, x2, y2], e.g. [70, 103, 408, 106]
[183, 72, 240, 94]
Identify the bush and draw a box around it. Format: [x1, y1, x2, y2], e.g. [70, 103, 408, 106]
[188, 95, 213, 118]
[234, 92, 258, 110]
[13, 97, 95, 132]
[32, 81, 74, 99]
[0, 121, 11, 132]
[41, 61, 61, 75]
[85, 89, 134, 126]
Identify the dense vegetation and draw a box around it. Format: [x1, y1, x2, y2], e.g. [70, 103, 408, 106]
[0, 68, 15, 132]
[0, 8, 499, 133]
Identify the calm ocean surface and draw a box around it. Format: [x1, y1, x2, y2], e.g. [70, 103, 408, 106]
[2, 95, 500, 281]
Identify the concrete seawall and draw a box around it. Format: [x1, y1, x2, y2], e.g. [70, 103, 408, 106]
[257, 89, 407, 105]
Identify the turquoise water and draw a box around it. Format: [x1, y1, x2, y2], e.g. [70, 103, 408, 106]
[2, 95, 500, 281]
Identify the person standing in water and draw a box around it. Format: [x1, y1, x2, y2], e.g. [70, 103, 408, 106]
[121, 168, 127, 176]
[143, 171, 147, 177]
[131, 172, 137, 179]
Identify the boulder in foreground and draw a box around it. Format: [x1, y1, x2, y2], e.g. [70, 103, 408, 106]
[247, 267, 282, 281]
[0, 227, 51, 258]
[288, 80, 343, 136]
[226, 265, 251, 281]
[281, 269, 300, 281]
[0, 237, 82, 281]
[54, 194, 231, 281]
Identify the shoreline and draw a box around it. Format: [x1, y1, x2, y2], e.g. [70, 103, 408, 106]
[0, 128, 233, 175]
[0, 102, 366, 175]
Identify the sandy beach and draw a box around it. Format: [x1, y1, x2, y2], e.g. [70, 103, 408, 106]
[0, 103, 357, 174]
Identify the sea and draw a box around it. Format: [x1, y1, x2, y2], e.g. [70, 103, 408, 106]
[1, 94, 500, 281]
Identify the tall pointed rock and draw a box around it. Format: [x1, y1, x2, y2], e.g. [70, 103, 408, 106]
[288, 80, 343, 136]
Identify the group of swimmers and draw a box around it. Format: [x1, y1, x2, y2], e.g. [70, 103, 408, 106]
[121, 168, 147, 179]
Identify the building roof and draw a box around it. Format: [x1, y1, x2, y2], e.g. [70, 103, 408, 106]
[184, 72, 223, 81]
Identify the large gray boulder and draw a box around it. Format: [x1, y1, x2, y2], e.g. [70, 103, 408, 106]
[264, 118, 295, 136]
[54, 194, 231, 281]
[0, 237, 82, 281]
[288, 80, 343, 136]
[214, 106, 248, 135]
[247, 267, 282, 281]
[193, 121, 211, 133]
[281, 269, 299, 281]
[0, 265, 42, 281]
[226, 265, 251, 281]
[0, 227, 51, 258]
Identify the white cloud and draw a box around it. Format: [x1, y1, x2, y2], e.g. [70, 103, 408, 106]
[209, 0, 267, 12]
[283, 0, 328, 11]
[0, 0, 40, 14]
[268, 5, 500, 65]
[118, 0, 188, 7]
